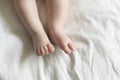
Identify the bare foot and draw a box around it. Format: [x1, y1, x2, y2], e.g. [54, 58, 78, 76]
[48, 28, 76, 54]
[30, 29, 55, 56]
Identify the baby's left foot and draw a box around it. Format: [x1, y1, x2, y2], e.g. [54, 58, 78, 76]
[48, 28, 76, 54]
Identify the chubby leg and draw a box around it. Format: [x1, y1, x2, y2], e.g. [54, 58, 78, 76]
[13, 0, 54, 56]
[45, 0, 76, 54]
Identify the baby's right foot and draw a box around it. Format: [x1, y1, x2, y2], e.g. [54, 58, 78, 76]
[30, 29, 55, 56]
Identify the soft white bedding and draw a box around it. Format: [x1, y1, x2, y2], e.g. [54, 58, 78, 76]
[0, 0, 120, 80]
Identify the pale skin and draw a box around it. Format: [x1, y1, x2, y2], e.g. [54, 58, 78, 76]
[12, 0, 76, 56]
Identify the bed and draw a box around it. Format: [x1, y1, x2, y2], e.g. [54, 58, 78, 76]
[0, 0, 120, 80]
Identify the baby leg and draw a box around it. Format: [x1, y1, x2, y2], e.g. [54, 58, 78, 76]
[13, 0, 54, 56]
[45, 0, 76, 54]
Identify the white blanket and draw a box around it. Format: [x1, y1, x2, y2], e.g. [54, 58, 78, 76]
[0, 0, 120, 80]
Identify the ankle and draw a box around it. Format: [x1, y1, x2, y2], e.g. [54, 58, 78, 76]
[29, 29, 44, 36]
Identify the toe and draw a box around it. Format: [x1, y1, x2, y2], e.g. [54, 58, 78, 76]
[47, 44, 55, 53]
[43, 46, 49, 55]
[68, 42, 76, 51]
[40, 47, 45, 55]
[62, 44, 71, 54]
[36, 48, 42, 56]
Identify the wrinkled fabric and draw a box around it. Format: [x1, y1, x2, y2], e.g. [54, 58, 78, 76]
[0, 0, 120, 80]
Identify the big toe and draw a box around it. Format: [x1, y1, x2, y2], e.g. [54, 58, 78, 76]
[47, 44, 55, 53]
[68, 42, 76, 51]
[62, 44, 72, 54]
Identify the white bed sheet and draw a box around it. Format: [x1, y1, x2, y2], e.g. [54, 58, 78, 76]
[0, 0, 120, 80]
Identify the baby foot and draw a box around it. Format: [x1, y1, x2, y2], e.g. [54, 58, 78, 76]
[30, 29, 55, 56]
[48, 28, 76, 54]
